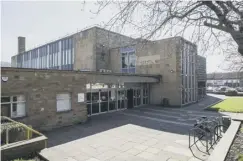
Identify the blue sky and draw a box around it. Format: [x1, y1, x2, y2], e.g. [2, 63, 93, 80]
[1, 1, 230, 73]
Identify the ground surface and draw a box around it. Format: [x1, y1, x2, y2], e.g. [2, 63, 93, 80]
[211, 97, 243, 113]
[41, 95, 225, 161]
[225, 124, 243, 161]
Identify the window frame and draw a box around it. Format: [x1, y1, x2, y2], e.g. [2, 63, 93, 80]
[120, 49, 136, 73]
[1, 95, 26, 118]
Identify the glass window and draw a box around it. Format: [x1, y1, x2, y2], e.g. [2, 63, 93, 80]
[129, 55, 136, 68]
[69, 50, 71, 64]
[1, 95, 26, 118]
[122, 56, 128, 68]
[72, 49, 74, 64]
[56, 93, 71, 112]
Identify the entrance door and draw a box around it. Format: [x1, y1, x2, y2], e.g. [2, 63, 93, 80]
[91, 90, 109, 115]
[109, 89, 116, 111]
[118, 89, 127, 109]
[100, 90, 108, 113]
[127, 89, 134, 108]
[133, 89, 141, 107]
[91, 91, 100, 114]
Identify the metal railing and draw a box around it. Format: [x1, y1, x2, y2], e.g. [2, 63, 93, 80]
[1, 116, 45, 146]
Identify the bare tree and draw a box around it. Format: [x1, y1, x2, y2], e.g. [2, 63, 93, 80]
[91, 1, 243, 59]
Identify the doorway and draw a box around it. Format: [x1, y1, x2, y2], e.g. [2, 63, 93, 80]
[133, 89, 141, 107]
[127, 89, 134, 109]
[89, 89, 109, 115]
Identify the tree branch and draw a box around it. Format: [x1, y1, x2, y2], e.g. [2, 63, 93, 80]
[226, 1, 243, 18]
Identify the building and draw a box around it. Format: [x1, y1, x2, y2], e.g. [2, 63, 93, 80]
[0, 61, 11, 67]
[2, 26, 206, 130]
[207, 72, 243, 87]
[197, 55, 207, 99]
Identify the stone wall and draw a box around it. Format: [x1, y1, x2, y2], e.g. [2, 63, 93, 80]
[1, 68, 87, 131]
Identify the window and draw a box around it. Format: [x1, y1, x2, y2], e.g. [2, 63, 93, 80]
[120, 47, 136, 73]
[56, 94, 71, 112]
[1, 95, 26, 118]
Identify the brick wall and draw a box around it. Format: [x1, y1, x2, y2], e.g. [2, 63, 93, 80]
[1, 68, 87, 131]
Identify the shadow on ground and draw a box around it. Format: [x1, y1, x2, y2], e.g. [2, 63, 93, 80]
[43, 94, 228, 160]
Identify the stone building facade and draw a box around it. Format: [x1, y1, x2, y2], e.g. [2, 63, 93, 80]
[1, 67, 159, 130]
[1, 68, 87, 131]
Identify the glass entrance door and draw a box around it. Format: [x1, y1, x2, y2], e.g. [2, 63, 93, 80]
[100, 90, 108, 113]
[109, 89, 116, 111]
[91, 91, 100, 114]
[118, 89, 127, 109]
[90, 89, 109, 115]
[133, 89, 141, 107]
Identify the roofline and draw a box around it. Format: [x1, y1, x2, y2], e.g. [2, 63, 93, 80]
[13, 25, 139, 57]
[13, 25, 101, 56]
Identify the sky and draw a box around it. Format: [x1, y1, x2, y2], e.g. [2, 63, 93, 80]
[0, 1, 232, 73]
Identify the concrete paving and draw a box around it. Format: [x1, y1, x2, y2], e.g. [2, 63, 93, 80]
[41, 95, 228, 161]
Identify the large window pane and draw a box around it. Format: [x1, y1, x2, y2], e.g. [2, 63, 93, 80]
[122, 57, 128, 68]
[1, 97, 10, 103]
[129, 55, 136, 67]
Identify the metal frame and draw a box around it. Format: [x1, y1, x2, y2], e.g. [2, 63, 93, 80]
[189, 116, 229, 154]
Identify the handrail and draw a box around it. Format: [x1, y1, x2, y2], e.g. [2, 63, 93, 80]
[1, 116, 44, 145]
[1, 116, 43, 136]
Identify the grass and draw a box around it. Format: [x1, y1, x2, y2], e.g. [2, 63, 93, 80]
[210, 97, 243, 113]
[238, 154, 243, 161]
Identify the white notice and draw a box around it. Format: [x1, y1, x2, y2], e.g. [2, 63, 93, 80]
[78, 93, 85, 102]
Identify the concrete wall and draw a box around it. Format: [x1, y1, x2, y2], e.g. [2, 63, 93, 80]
[1, 68, 87, 131]
[109, 37, 182, 106]
[95, 27, 136, 72]
[96, 27, 135, 49]
[136, 38, 181, 106]
[109, 47, 122, 73]
[74, 27, 136, 72]
[73, 28, 96, 71]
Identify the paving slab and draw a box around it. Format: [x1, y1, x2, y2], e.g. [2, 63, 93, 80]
[42, 102, 225, 161]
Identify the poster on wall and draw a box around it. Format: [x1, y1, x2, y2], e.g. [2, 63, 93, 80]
[78, 93, 84, 102]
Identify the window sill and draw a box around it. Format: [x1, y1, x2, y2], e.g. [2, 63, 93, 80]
[56, 109, 72, 114]
[12, 115, 27, 120]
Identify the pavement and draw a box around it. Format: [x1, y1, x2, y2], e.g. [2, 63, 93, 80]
[40, 94, 239, 161]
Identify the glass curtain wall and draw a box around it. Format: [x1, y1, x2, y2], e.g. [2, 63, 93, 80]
[181, 41, 197, 105]
[17, 36, 74, 70]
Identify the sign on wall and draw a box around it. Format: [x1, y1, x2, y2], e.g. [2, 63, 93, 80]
[78, 93, 85, 102]
[136, 55, 160, 66]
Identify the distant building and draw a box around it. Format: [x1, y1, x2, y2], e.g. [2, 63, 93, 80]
[207, 72, 243, 87]
[0, 61, 11, 67]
